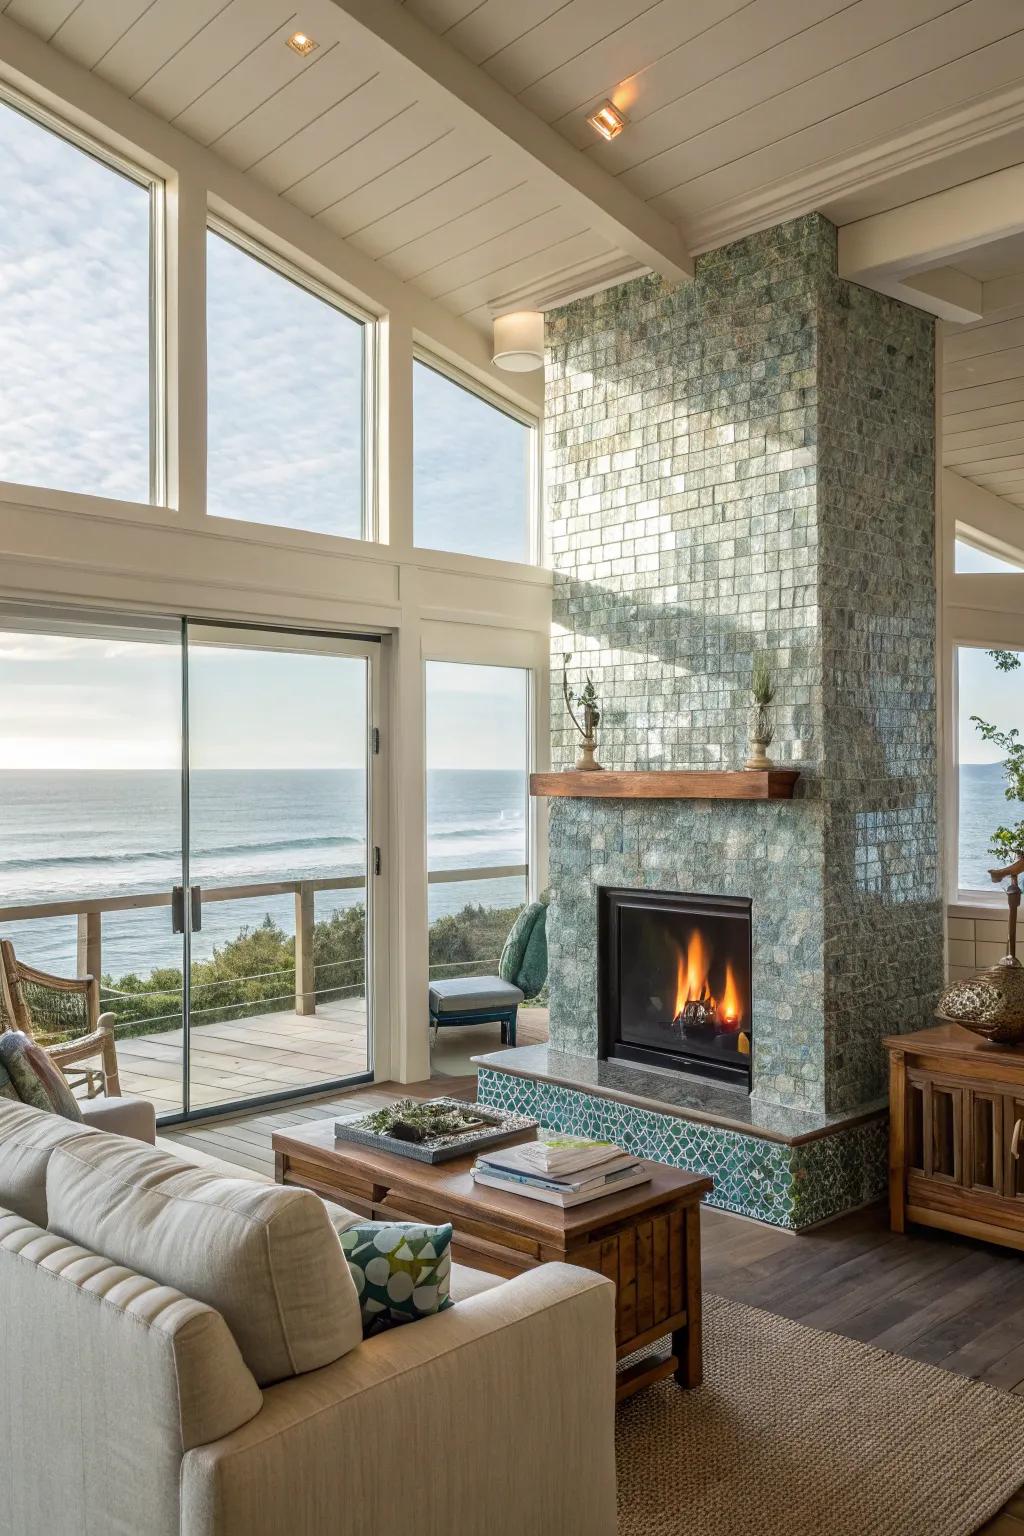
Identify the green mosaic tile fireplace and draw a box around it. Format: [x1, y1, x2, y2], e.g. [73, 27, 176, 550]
[522, 213, 942, 1226]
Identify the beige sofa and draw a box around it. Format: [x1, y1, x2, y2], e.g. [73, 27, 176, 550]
[0, 1100, 617, 1536]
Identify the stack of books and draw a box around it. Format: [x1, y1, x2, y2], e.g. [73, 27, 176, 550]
[471, 1133, 650, 1207]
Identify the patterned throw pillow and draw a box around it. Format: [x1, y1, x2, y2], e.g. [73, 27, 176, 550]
[0, 1032, 83, 1121]
[338, 1220, 453, 1335]
[0, 1059, 20, 1104]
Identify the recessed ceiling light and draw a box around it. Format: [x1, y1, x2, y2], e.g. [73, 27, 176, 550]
[286, 31, 318, 56]
[586, 100, 626, 142]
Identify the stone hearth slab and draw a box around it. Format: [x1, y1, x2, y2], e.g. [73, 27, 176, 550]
[474, 1045, 887, 1231]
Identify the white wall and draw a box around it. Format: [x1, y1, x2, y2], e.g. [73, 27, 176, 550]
[0, 23, 552, 1086]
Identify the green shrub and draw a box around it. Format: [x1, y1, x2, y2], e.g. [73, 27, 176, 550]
[100, 899, 524, 1037]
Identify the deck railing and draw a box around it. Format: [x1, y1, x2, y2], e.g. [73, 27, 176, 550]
[0, 864, 528, 1023]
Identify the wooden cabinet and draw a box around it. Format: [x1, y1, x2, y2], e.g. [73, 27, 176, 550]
[886, 1024, 1024, 1253]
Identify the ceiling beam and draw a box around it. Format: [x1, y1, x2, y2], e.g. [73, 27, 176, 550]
[840, 163, 1024, 282]
[327, 0, 692, 287]
[900, 269, 984, 326]
[838, 162, 1024, 320]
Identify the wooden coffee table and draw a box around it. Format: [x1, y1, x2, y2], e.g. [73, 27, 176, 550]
[273, 1118, 712, 1400]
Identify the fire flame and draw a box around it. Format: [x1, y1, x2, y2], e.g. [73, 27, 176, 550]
[672, 931, 742, 1030]
[721, 961, 741, 1030]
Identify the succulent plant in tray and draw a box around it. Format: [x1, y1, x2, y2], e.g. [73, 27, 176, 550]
[359, 1098, 504, 1145]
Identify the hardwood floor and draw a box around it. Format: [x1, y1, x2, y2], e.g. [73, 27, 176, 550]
[704, 1203, 1024, 1391]
[160, 1072, 476, 1177]
[161, 1063, 1024, 1532]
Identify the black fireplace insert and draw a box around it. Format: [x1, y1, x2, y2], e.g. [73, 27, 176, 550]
[598, 887, 753, 1090]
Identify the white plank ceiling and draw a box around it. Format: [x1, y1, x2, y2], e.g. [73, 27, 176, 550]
[7, 0, 1024, 333]
[943, 238, 1024, 514]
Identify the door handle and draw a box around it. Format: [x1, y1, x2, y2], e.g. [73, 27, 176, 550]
[190, 885, 202, 933]
[1012, 1118, 1023, 1161]
[171, 885, 185, 935]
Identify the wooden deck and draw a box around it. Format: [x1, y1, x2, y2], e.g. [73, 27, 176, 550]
[116, 1001, 549, 1118]
[115, 998, 369, 1116]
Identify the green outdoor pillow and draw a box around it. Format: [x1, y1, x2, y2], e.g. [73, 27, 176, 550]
[0, 1032, 83, 1122]
[498, 896, 549, 999]
[338, 1220, 453, 1335]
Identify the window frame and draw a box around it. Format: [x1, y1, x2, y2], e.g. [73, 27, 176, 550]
[206, 216, 378, 542]
[412, 349, 541, 567]
[0, 82, 167, 507]
[954, 532, 1024, 574]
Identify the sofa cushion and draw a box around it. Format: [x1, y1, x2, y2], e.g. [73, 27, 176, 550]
[450, 1261, 504, 1301]
[428, 976, 524, 1015]
[0, 1031, 83, 1121]
[0, 1207, 263, 1453]
[46, 1134, 363, 1385]
[0, 1099, 94, 1227]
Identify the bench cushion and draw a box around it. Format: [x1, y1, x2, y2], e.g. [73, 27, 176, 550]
[428, 976, 524, 1015]
[46, 1133, 363, 1386]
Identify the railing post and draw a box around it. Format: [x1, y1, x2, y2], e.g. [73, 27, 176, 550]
[77, 911, 102, 985]
[294, 883, 315, 1017]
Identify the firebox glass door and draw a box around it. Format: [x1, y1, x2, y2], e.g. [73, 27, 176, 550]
[615, 899, 752, 1079]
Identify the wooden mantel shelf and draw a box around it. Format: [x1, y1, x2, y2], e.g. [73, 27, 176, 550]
[529, 769, 800, 801]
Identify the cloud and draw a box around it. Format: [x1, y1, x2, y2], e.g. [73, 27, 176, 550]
[0, 105, 151, 500]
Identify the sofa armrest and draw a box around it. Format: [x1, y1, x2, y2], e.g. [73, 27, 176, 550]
[81, 1096, 156, 1143]
[181, 1263, 617, 1536]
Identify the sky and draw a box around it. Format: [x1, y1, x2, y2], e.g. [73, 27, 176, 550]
[958, 645, 1023, 764]
[0, 97, 531, 553]
[0, 626, 527, 773]
[955, 540, 1024, 574]
[0, 100, 150, 499]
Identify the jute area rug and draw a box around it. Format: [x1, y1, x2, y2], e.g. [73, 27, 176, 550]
[616, 1295, 1024, 1535]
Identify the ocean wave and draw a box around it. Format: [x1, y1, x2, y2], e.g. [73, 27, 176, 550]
[0, 832, 363, 872]
[429, 824, 522, 840]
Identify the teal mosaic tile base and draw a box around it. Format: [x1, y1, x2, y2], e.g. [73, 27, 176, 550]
[478, 1067, 887, 1231]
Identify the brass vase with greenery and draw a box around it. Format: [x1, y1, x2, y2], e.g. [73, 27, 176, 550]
[745, 652, 775, 771]
[562, 653, 603, 771]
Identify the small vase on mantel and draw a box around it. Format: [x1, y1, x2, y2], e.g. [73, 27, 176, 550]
[745, 653, 775, 771]
[562, 652, 604, 772]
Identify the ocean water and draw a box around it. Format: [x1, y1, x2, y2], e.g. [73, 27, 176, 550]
[959, 761, 1022, 891]
[0, 763, 1015, 982]
[0, 768, 527, 978]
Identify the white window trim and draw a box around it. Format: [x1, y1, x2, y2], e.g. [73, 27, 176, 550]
[412, 348, 542, 567]
[0, 81, 167, 508]
[207, 216, 379, 543]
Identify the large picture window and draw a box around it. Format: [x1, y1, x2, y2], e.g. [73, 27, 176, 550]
[425, 662, 530, 982]
[0, 95, 157, 502]
[414, 358, 534, 564]
[206, 229, 368, 538]
[957, 645, 1024, 893]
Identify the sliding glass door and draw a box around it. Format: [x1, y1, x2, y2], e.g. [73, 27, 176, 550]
[0, 605, 187, 1112]
[182, 625, 377, 1114]
[0, 606, 380, 1121]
